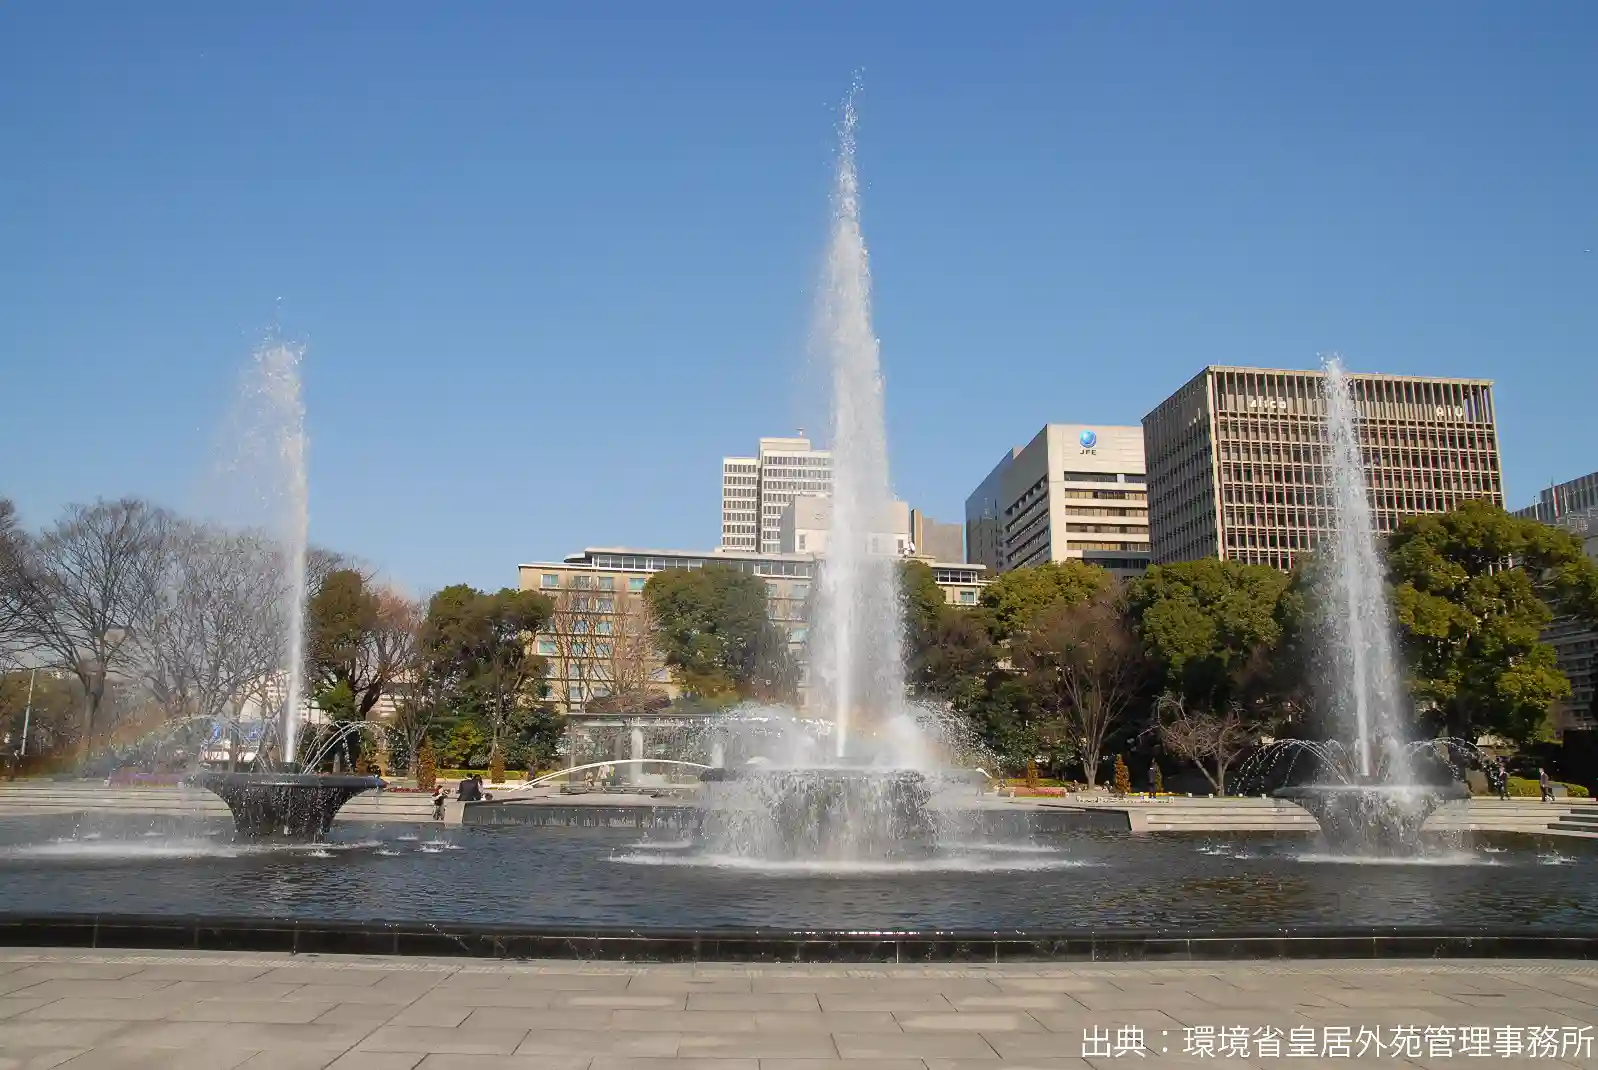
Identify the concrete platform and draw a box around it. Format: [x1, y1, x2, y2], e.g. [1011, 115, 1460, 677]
[0, 948, 1594, 1067]
[0, 782, 441, 825]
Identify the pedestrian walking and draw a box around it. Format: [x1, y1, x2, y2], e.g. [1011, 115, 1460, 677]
[1494, 758, 1510, 801]
[1540, 767, 1555, 803]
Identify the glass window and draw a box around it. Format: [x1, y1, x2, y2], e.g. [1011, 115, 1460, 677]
[596, 642, 613, 657]
[599, 576, 615, 591]
[597, 598, 615, 612]
[573, 620, 589, 634]
[540, 574, 559, 589]
[572, 643, 588, 657]
[597, 620, 613, 635]
[628, 576, 647, 592]
[536, 639, 557, 655]
[960, 590, 977, 604]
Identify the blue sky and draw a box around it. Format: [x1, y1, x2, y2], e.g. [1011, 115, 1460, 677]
[2, 4, 1594, 594]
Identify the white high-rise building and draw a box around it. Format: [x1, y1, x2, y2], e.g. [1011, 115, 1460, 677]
[721, 435, 833, 553]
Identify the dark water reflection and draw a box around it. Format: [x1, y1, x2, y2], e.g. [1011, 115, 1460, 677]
[0, 817, 1594, 931]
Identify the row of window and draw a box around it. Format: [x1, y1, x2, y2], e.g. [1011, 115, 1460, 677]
[539, 574, 648, 594]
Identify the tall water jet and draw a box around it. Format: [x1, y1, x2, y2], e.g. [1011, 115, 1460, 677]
[1320, 355, 1405, 778]
[234, 336, 310, 764]
[1265, 357, 1469, 856]
[812, 86, 905, 759]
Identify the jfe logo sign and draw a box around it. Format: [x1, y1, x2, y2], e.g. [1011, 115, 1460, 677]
[1079, 429, 1097, 455]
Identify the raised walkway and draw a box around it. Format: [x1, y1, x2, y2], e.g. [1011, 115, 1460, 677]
[1, 782, 1593, 838]
[1043, 795, 1598, 838]
[0, 781, 439, 825]
[0, 948, 1594, 1068]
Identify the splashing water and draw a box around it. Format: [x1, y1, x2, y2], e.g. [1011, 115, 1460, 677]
[1321, 356, 1406, 778]
[813, 82, 904, 760]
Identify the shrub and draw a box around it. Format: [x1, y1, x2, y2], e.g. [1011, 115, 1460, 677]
[488, 751, 506, 784]
[1506, 776, 1590, 798]
[1113, 754, 1132, 795]
[1153, 764, 1165, 794]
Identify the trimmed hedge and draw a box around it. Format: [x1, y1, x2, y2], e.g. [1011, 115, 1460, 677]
[1506, 775, 1590, 799]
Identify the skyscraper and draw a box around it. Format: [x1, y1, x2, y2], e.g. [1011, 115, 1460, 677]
[720, 435, 833, 553]
[1142, 365, 1503, 570]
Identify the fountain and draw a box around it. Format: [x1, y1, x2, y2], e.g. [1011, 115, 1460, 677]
[681, 87, 985, 865]
[188, 334, 380, 841]
[1268, 357, 1469, 854]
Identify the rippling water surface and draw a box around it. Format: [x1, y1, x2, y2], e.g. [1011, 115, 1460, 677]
[1, 816, 1594, 931]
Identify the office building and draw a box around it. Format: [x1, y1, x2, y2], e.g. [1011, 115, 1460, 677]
[965, 447, 1020, 573]
[720, 435, 832, 553]
[963, 425, 1151, 578]
[520, 543, 988, 715]
[1143, 366, 1503, 570]
[1516, 470, 1598, 525]
[1516, 475, 1598, 734]
[776, 495, 912, 557]
[911, 508, 964, 562]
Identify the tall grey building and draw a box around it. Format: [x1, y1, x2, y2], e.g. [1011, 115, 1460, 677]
[1516, 470, 1598, 525]
[720, 435, 833, 553]
[1143, 366, 1503, 570]
[963, 425, 1150, 578]
[1515, 475, 1598, 733]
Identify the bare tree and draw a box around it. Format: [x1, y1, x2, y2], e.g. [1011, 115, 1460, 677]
[1154, 693, 1263, 796]
[1011, 593, 1148, 787]
[133, 523, 287, 732]
[0, 499, 29, 670]
[15, 499, 173, 761]
[546, 583, 660, 712]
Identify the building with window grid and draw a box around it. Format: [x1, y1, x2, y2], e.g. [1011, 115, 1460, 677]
[721, 436, 833, 553]
[1516, 470, 1598, 525]
[963, 424, 1151, 579]
[1515, 484, 1598, 734]
[1142, 366, 1503, 570]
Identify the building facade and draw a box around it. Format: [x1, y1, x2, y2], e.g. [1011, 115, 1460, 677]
[1515, 480, 1598, 734]
[911, 508, 964, 563]
[520, 544, 987, 715]
[963, 425, 1150, 578]
[720, 436, 833, 553]
[1143, 366, 1503, 570]
[1517, 470, 1598, 525]
[776, 495, 913, 557]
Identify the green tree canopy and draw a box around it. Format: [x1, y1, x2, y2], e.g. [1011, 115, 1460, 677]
[643, 566, 796, 702]
[1387, 500, 1598, 743]
[1129, 558, 1292, 710]
[979, 560, 1110, 641]
[899, 559, 998, 710]
[424, 585, 556, 776]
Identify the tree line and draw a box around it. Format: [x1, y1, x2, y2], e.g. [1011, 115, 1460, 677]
[0, 496, 564, 780]
[904, 500, 1598, 792]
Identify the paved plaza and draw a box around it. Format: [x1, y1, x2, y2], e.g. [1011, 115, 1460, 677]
[0, 950, 1596, 1069]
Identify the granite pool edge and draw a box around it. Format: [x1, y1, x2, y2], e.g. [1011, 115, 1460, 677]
[0, 914, 1593, 962]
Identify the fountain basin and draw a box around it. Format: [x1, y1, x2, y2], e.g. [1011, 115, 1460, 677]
[1274, 782, 1470, 856]
[190, 771, 384, 842]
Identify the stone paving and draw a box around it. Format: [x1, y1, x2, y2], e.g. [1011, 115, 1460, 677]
[1, 949, 1596, 1069]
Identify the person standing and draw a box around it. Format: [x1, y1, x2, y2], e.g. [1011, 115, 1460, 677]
[1494, 758, 1510, 801]
[1539, 768, 1555, 803]
[431, 784, 447, 821]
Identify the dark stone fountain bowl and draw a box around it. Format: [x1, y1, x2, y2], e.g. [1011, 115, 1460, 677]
[1273, 781, 1471, 857]
[190, 771, 384, 842]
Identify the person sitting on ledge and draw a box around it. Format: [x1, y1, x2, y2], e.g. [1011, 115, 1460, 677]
[456, 776, 482, 803]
